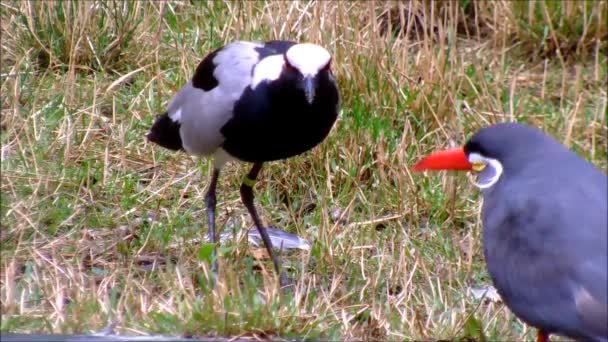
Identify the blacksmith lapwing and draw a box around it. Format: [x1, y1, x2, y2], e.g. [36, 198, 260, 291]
[414, 123, 607, 342]
[147, 40, 340, 287]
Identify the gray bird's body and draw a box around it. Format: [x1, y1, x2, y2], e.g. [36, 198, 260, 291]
[480, 130, 607, 341]
[414, 123, 608, 342]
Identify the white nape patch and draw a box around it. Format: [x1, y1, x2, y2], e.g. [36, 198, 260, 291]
[468, 152, 504, 189]
[169, 107, 182, 122]
[285, 43, 331, 76]
[251, 55, 284, 88]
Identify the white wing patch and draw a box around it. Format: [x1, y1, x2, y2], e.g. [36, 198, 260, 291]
[285, 43, 330, 76]
[213, 41, 262, 96]
[251, 55, 284, 89]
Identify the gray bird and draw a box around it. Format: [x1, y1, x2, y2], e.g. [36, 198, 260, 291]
[147, 40, 340, 287]
[413, 122, 607, 342]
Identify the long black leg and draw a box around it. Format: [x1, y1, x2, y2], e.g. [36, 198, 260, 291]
[205, 168, 220, 272]
[239, 163, 289, 287]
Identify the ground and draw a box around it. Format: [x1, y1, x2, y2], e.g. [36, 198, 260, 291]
[1, 1, 606, 341]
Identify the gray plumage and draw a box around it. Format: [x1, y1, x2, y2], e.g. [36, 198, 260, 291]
[167, 41, 263, 156]
[473, 124, 607, 341]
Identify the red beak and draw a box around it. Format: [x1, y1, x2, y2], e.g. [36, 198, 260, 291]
[412, 147, 472, 171]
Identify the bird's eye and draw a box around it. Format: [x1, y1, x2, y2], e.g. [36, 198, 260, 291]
[321, 59, 331, 72]
[472, 161, 486, 172]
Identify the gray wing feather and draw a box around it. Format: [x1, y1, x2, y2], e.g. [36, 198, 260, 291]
[167, 41, 264, 156]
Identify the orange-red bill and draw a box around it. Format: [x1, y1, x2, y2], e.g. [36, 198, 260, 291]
[412, 147, 472, 171]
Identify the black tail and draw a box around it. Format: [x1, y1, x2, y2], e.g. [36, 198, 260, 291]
[147, 112, 183, 151]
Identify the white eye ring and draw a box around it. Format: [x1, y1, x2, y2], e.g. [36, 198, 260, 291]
[467, 153, 503, 189]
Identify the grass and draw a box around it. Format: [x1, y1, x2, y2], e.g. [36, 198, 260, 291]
[1, 0, 606, 340]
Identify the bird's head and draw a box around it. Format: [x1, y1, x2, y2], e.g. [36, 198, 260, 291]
[283, 43, 332, 104]
[412, 123, 558, 189]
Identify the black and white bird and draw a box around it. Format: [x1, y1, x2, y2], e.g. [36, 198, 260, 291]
[147, 40, 340, 287]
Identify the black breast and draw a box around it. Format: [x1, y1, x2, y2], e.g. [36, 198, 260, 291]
[220, 72, 339, 163]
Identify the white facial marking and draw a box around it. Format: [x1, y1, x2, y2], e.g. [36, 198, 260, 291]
[285, 43, 331, 76]
[251, 55, 284, 88]
[468, 152, 503, 189]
